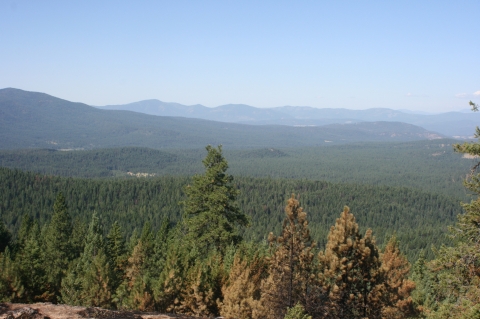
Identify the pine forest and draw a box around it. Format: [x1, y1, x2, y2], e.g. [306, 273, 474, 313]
[2, 106, 480, 318]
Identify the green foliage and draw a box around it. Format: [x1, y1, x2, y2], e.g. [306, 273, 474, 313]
[0, 147, 176, 178]
[106, 221, 127, 293]
[60, 268, 82, 305]
[413, 101, 480, 317]
[1, 140, 453, 316]
[153, 242, 188, 312]
[0, 139, 470, 198]
[284, 303, 312, 319]
[82, 212, 105, 264]
[81, 250, 113, 308]
[43, 192, 73, 300]
[0, 166, 462, 261]
[61, 212, 112, 307]
[150, 218, 170, 278]
[16, 214, 33, 251]
[2, 131, 478, 318]
[0, 221, 11, 253]
[0, 247, 25, 302]
[16, 221, 47, 302]
[115, 222, 156, 311]
[70, 219, 87, 261]
[182, 145, 249, 255]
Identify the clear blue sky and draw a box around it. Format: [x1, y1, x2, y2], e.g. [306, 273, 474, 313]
[1, 1, 479, 112]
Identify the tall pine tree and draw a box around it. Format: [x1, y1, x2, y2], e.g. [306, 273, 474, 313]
[61, 212, 112, 307]
[16, 220, 48, 302]
[318, 206, 383, 319]
[106, 221, 127, 296]
[116, 223, 155, 311]
[43, 192, 73, 301]
[380, 235, 416, 318]
[0, 247, 24, 302]
[182, 145, 249, 256]
[255, 195, 318, 319]
[0, 221, 12, 253]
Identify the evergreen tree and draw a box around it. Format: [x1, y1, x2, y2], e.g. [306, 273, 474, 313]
[256, 195, 318, 319]
[0, 221, 12, 253]
[81, 212, 105, 263]
[16, 221, 49, 302]
[410, 250, 432, 313]
[15, 214, 33, 252]
[177, 254, 223, 317]
[127, 228, 139, 254]
[106, 221, 127, 294]
[116, 223, 155, 311]
[151, 217, 170, 276]
[70, 219, 88, 260]
[380, 235, 416, 318]
[182, 145, 249, 255]
[219, 251, 265, 319]
[154, 243, 188, 313]
[318, 206, 383, 319]
[43, 192, 73, 300]
[61, 212, 112, 307]
[81, 250, 113, 308]
[284, 303, 312, 319]
[0, 247, 24, 302]
[421, 102, 480, 317]
[80, 212, 112, 307]
[61, 266, 83, 305]
[0, 164, 464, 262]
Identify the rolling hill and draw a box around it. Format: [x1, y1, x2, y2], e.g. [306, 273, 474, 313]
[100, 99, 478, 137]
[0, 88, 443, 150]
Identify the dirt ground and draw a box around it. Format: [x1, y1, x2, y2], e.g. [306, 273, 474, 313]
[0, 303, 213, 319]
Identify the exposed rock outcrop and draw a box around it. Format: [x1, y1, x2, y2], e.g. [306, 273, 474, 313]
[0, 304, 210, 319]
[0, 306, 48, 319]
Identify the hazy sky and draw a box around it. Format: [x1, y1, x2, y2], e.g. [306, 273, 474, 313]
[1, 1, 479, 112]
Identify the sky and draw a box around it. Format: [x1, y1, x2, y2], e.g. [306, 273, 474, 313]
[1, 1, 479, 112]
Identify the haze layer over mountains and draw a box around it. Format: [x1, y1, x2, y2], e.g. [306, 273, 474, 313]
[100, 98, 477, 138]
[1, 88, 474, 150]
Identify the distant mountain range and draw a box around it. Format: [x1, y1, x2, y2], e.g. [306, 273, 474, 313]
[100, 100, 479, 137]
[0, 88, 445, 150]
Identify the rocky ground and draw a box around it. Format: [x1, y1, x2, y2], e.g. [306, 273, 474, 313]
[0, 304, 212, 319]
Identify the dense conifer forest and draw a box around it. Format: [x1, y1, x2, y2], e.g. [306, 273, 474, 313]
[1, 104, 480, 318]
[0, 166, 460, 261]
[0, 139, 472, 198]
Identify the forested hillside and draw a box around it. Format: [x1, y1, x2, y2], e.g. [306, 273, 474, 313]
[0, 139, 472, 198]
[0, 166, 460, 260]
[0, 88, 442, 150]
